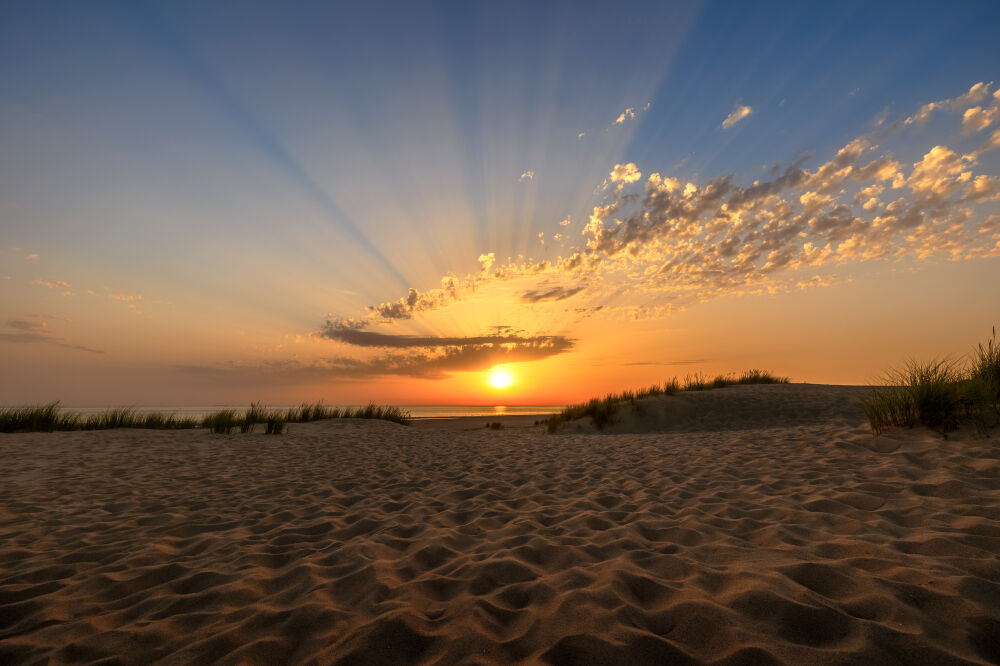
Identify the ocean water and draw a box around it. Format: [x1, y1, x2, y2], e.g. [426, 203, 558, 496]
[60, 405, 564, 420]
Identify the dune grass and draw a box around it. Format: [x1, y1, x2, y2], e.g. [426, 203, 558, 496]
[544, 369, 789, 433]
[863, 328, 1000, 436]
[0, 400, 411, 434]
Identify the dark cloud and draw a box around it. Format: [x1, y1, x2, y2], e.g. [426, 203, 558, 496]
[1, 320, 104, 354]
[320, 320, 573, 350]
[623, 359, 708, 366]
[182, 333, 574, 382]
[519, 285, 585, 303]
[8, 319, 45, 332]
[337, 339, 574, 378]
[215, 321, 580, 381]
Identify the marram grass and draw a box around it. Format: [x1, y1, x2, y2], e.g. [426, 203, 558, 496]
[863, 328, 1000, 436]
[545, 369, 789, 432]
[0, 400, 411, 434]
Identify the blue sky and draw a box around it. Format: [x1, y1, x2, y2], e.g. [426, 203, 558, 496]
[2, 1, 999, 404]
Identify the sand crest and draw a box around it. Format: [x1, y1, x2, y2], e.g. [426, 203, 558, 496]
[1, 385, 999, 664]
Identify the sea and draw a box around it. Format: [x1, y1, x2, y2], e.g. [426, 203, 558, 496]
[60, 405, 565, 420]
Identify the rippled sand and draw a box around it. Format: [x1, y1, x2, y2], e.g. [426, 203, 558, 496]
[1, 385, 999, 664]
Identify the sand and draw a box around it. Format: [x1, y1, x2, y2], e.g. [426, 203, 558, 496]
[1, 384, 999, 664]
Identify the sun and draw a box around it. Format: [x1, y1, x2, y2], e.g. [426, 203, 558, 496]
[488, 366, 514, 389]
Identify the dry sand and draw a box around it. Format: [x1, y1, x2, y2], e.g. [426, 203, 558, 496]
[1, 384, 999, 664]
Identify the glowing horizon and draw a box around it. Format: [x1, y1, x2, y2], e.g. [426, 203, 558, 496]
[2, 2, 999, 406]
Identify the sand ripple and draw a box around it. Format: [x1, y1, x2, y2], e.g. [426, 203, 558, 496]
[2, 391, 1000, 664]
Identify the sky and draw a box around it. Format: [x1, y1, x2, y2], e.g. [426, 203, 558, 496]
[2, 0, 1000, 406]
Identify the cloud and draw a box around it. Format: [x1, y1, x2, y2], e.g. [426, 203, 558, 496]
[905, 81, 993, 127]
[24, 253, 38, 260]
[1, 319, 104, 354]
[321, 320, 571, 350]
[108, 292, 141, 302]
[192, 324, 576, 381]
[578, 131, 586, 140]
[32, 278, 73, 296]
[623, 359, 707, 366]
[610, 163, 642, 185]
[722, 104, 753, 129]
[520, 171, 534, 181]
[519, 284, 585, 302]
[560, 216, 572, 226]
[963, 105, 998, 134]
[615, 108, 636, 125]
[330, 81, 999, 338]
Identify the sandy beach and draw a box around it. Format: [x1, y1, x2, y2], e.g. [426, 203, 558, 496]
[2, 384, 999, 664]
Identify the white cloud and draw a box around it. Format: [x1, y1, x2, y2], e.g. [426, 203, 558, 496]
[519, 171, 534, 182]
[722, 104, 752, 129]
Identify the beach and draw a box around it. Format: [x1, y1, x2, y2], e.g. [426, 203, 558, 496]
[1, 384, 999, 664]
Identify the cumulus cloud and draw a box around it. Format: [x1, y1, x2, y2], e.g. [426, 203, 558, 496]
[906, 81, 993, 126]
[722, 104, 752, 129]
[0, 319, 104, 354]
[610, 163, 642, 185]
[520, 171, 534, 181]
[615, 108, 636, 124]
[963, 105, 998, 134]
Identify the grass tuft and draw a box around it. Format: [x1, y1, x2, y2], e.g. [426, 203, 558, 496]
[265, 416, 286, 435]
[0, 402, 74, 432]
[1, 399, 412, 434]
[863, 328, 1000, 436]
[202, 409, 239, 435]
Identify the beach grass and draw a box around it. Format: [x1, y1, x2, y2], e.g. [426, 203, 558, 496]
[545, 369, 789, 432]
[863, 328, 1000, 436]
[0, 400, 412, 433]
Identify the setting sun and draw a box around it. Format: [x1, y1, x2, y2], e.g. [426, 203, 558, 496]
[488, 366, 514, 389]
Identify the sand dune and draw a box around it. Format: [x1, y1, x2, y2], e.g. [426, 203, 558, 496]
[2, 385, 999, 664]
[550, 383, 871, 434]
